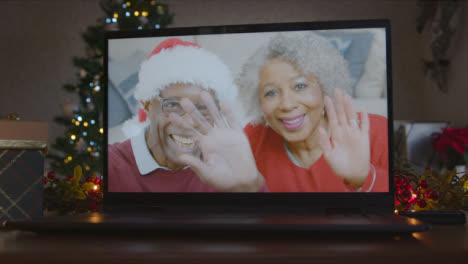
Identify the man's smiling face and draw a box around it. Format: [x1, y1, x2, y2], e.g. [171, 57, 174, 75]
[145, 83, 212, 169]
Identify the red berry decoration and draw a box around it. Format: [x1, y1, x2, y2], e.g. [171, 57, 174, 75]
[395, 177, 402, 186]
[402, 178, 411, 188]
[402, 189, 412, 199]
[429, 190, 439, 201]
[43, 177, 48, 184]
[417, 199, 427, 208]
[47, 171, 56, 180]
[419, 179, 428, 189]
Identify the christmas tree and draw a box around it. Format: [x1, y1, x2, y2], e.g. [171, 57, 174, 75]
[48, 0, 173, 183]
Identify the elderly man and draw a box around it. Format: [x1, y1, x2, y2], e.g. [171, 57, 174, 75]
[108, 38, 265, 192]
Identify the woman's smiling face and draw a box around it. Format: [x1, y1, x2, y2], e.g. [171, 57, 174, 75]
[258, 58, 326, 143]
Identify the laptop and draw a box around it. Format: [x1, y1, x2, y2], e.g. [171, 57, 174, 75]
[3, 19, 430, 234]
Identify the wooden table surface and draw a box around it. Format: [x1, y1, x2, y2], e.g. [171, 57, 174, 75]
[1, 216, 467, 264]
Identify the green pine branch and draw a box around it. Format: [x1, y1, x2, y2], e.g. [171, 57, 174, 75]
[48, 0, 173, 182]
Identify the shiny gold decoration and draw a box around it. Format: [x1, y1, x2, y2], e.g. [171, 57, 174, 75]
[6, 113, 20, 121]
[0, 140, 47, 150]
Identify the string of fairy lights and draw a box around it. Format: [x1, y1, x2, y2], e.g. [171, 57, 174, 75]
[53, 0, 172, 176]
[65, 67, 103, 168]
[104, 0, 165, 30]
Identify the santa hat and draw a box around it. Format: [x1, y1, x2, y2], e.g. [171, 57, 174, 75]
[122, 38, 238, 138]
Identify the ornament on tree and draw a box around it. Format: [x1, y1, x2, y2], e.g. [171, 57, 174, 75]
[105, 22, 119, 31]
[80, 69, 87, 78]
[139, 16, 148, 24]
[87, 47, 96, 58]
[87, 102, 95, 111]
[47, 171, 57, 180]
[74, 138, 87, 152]
[61, 99, 78, 117]
[157, 5, 164, 15]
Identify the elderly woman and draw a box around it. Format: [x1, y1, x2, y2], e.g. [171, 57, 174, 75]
[236, 32, 388, 192]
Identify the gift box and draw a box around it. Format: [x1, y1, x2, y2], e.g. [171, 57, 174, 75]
[0, 120, 48, 223]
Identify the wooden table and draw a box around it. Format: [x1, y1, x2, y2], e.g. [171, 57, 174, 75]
[1, 216, 467, 264]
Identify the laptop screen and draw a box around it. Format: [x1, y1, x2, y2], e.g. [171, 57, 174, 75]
[105, 20, 391, 197]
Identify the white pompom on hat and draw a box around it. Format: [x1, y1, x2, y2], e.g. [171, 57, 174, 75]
[121, 38, 238, 138]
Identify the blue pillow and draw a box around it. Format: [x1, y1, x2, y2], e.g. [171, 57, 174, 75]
[108, 81, 132, 127]
[326, 35, 353, 55]
[108, 72, 140, 127]
[317, 31, 374, 95]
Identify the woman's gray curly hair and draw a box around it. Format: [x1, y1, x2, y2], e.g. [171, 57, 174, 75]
[236, 32, 354, 125]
